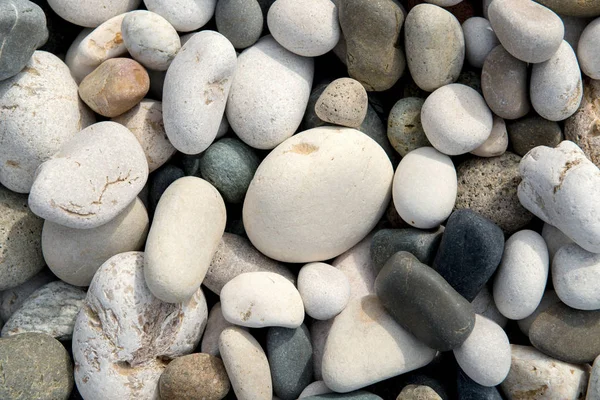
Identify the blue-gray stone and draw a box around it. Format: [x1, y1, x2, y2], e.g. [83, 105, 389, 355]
[267, 324, 313, 400]
[149, 164, 185, 213]
[370, 228, 443, 273]
[457, 369, 503, 400]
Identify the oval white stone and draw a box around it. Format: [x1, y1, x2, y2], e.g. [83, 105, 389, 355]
[553, 243, 600, 310]
[392, 147, 457, 229]
[144, 0, 217, 32]
[578, 17, 600, 79]
[298, 262, 351, 320]
[144, 176, 226, 303]
[243, 126, 393, 263]
[47, 0, 140, 27]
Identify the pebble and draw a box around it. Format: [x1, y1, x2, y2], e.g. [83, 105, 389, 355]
[481, 45, 529, 120]
[215, 0, 263, 49]
[517, 290, 561, 336]
[506, 114, 563, 157]
[392, 147, 457, 229]
[0, 332, 73, 400]
[501, 345, 590, 399]
[488, 0, 564, 63]
[111, 99, 176, 172]
[339, 0, 405, 91]
[243, 126, 392, 262]
[577, 17, 600, 79]
[299, 381, 333, 398]
[121, 10, 180, 71]
[148, 164, 185, 213]
[42, 197, 149, 287]
[321, 295, 436, 392]
[375, 251, 476, 351]
[530, 41, 583, 122]
[493, 230, 549, 320]
[1, 281, 85, 340]
[470, 115, 508, 157]
[145, 177, 226, 303]
[267, 0, 340, 57]
[65, 15, 128, 83]
[332, 233, 377, 301]
[28, 121, 148, 229]
[553, 243, 600, 310]
[219, 326, 273, 400]
[163, 31, 236, 155]
[267, 325, 313, 400]
[387, 97, 430, 157]
[453, 315, 511, 387]
[201, 302, 245, 357]
[315, 78, 368, 128]
[542, 223, 574, 262]
[518, 141, 600, 253]
[588, 355, 600, 399]
[0, 186, 44, 291]
[455, 152, 533, 233]
[370, 227, 444, 274]
[535, 0, 600, 17]
[0, 0, 48, 81]
[565, 78, 600, 167]
[199, 138, 260, 204]
[205, 233, 295, 295]
[303, 393, 382, 400]
[144, 0, 217, 32]
[220, 271, 304, 328]
[563, 15, 589, 54]
[158, 353, 231, 400]
[47, 0, 140, 27]
[421, 84, 493, 156]
[529, 302, 600, 363]
[0, 269, 55, 322]
[405, 4, 464, 92]
[73, 252, 208, 400]
[397, 385, 442, 400]
[462, 17, 499, 69]
[433, 209, 505, 301]
[78, 58, 150, 117]
[471, 286, 508, 328]
[226, 35, 314, 149]
[456, 368, 503, 400]
[297, 262, 351, 320]
[0, 51, 95, 193]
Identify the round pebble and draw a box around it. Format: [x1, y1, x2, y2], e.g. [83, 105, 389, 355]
[215, 0, 263, 49]
[553, 243, 600, 310]
[462, 17, 499, 69]
[470, 115, 508, 157]
[315, 78, 368, 128]
[297, 262, 351, 320]
[506, 114, 563, 157]
[565, 78, 600, 167]
[47, 0, 140, 28]
[144, 0, 217, 32]
[387, 97, 430, 157]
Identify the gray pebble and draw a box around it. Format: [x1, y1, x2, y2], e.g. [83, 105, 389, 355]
[462, 17, 499, 68]
[387, 97, 430, 157]
[216, 0, 263, 49]
[507, 114, 563, 157]
[0, 269, 55, 322]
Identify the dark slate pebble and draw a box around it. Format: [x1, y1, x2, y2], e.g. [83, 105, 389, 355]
[303, 391, 383, 400]
[266, 324, 313, 400]
[529, 302, 600, 364]
[433, 209, 504, 302]
[506, 114, 563, 157]
[0, 0, 48, 81]
[200, 138, 260, 204]
[371, 228, 443, 273]
[375, 251, 476, 351]
[457, 369, 503, 400]
[149, 164, 185, 213]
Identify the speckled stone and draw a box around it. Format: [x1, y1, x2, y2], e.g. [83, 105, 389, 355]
[267, 325, 313, 400]
[397, 385, 442, 400]
[507, 114, 563, 157]
[0, 269, 55, 322]
[200, 138, 260, 204]
[565, 78, 600, 167]
[387, 97, 430, 157]
[370, 228, 443, 273]
[0, 332, 73, 400]
[216, 0, 263, 49]
[455, 152, 533, 233]
[159, 353, 231, 400]
[315, 78, 368, 128]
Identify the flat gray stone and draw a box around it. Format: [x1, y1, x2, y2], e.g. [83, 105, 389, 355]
[507, 114, 563, 157]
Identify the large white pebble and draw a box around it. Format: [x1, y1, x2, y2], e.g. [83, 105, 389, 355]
[144, 0, 217, 32]
[65, 15, 128, 83]
[48, 0, 140, 27]
[553, 243, 600, 310]
[267, 0, 340, 57]
[220, 272, 304, 328]
[163, 31, 236, 155]
[226, 35, 314, 150]
[531, 41, 582, 122]
[322, 295, 436, 392]
[392, 147, 457, 229]
[453, 314, 511, 387]
[73, 252, 208, 400]
[145, 176, 226, 303]
[201, 302, 246, 357]
[578, 17, 600, 79]
[298, 262, 351, 320]
[462, 17, 499, 68]
[219, 326, 273, 400]
[243, 126, 393, 263]
[421, 84, 493, 156]
[28, 121, 148, 229]
[0, 51, 95, 193]
[42, 198, 149, 287]
[493, 230, 549, 320]
[542, 223, 574, 262]
[122, 10, 181, 71]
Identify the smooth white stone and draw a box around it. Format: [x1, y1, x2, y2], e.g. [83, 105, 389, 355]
[553, 243, 600, 310]
[47, 0, 140, 28]
[298, 262, 351, 320]
[144, 0, 218, 32]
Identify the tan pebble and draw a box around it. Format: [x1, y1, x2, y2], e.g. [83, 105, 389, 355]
[315, 78, 368, 128]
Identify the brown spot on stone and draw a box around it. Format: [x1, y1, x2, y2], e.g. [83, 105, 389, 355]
[554, 158, 582, 194]
[241, 303, 253, 321]
[22, 66, 40, 76]
[512, 384, 549, 399]
[5, 160, 19, 168]
[287, 142, 319, 155]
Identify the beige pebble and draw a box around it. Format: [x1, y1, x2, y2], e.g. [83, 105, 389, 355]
[315, 78, 368, 128]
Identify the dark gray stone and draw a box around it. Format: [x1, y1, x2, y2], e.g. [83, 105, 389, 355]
[507, 114, 563, 157]
[200, 138, 260, 204]
[149, 164, 185, 213]
[456, 70, 482, 95]
[370, 228, 443, 273]
[267, 324, 313, 400]
[0, 332, 73, 399]
[375, 251, 475, 351]
[0, 0, 48, 81]
[216, 0, 263, 49]
[304, 391, 383, 400]
[433, 209, 504, 302]
[457, 369, 503, 400]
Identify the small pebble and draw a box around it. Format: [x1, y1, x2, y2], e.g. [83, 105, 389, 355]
[397, 385, 441, 400]
[565, 78, 600, 168]
[462, 17, 499, 69]
[553, 243, 600, 310]
[0, 269, 55, 322]
[315, 78, 368, 128]
[297, 262, 351, 321]
[387, 97, 430, 157]
[506, 114, 563, 157]
[470, 115, 508, 158]
[144, 0, 217, 32]
[215, 0, 263, 49]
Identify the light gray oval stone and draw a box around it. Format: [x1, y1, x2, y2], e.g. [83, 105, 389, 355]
[0, 269, 55, 322]
[578, 17, 600, 79]
[215, 0, 262, 49]
[462, 17, 499, 68]
[1, 281, 85, 340]
[470, 115, 508, 157]
[144, 0, 218, 32]
[298, 262, 351, 320]
[553, 243, 600, 310]
[48, 0, 140, 27]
